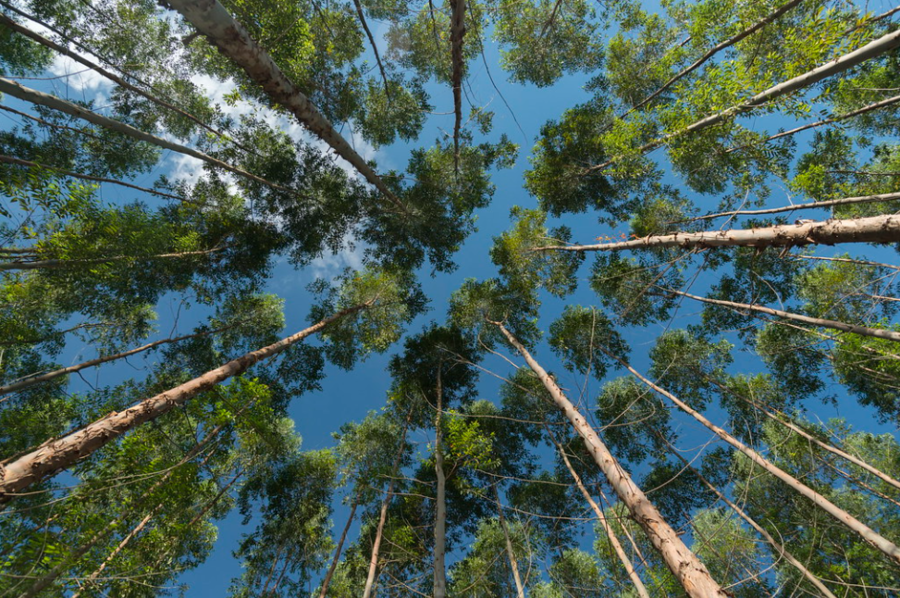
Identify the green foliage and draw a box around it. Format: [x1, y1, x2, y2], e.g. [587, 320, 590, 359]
[448, 277, 540, 349]
[548, 305, 629, 379]
[590, 253, 681, 326]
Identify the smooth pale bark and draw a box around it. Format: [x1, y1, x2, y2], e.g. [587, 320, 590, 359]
[0, 78, 286, 192]
[669, 288, 900, 343]
[622, 0, 804, 117]
[549, 432, 650, 598]
[686, 191, 900, 222]
[0, 246, 225, 271]
[165, 0, 405, 212]
[0, 154, 188, 203]
[0, 14, 242, 148]
[318, 491, 361, 598]
[16, 418, 227, 598]
[362, 413, 411, 598]
[0, 302, 371, 502]
[617, 360, 900, 566]
[0, 324, 233, 397]
[788, 254, 900, 272]
[730, 93, 900, 149]
[534, 214, 900, 253]
[433, 362, 448, 598]
[663, 443, 839, 598]
[450, 0, 466, 169]
[588, 28, 900, 172]
[493, 484, 526, 598]
[492, 321, 728, 598]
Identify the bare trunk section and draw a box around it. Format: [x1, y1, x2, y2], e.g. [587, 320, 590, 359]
[351, 0, 390, 96]
[491, 321, 728, 598]
[669, 287, 900, 343]
[165, 0, 405, 213]
[0, 78, 286, 192]
[433, 362, 448, 598]
[362, 412, 412, 598]
[662, 438, 839, 598]
[449, 0, 466, 172]
[15, 418, 228, 598]
[534, 214, 900, 253]
[615, 359, 900, 566]
[549, 432, 650, 598]
[622, 0, 804, 117]
[492, 484, 526, 598]
[318, 491, 361, 598]
[0, 154, 188, 203]
[588, 29, 900, 172]
[0, 302, 371, 502]
[0, 14, 245, 150]
[687, 191, 900, 223]
[0, 324, 234, 397]
[0, 246, 225, 271]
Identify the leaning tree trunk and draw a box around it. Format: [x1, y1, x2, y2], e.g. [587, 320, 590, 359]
[433, 362, 448, 598]
[0, 78, 283, 192]
[661, 436, 839, 598]
[0, 246, 225, 271]
[449, 0, 466, 171]
[549, 431, 650, 598]
[0, 302, 372, 502]
[534, 214, 900, 253]
[616, 359, 900, 566]
[589, 28, 900, 172]
[491, 321, 728, 598]
[492, 484, 526, 598]
[318, 490, 362, 598]
[362, 413, 412, 598]
[669, 288, 900, 343]
[165, 0, 405, 212]
[688, 190, 900, 222]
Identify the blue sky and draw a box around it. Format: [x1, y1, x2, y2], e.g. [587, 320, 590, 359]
[4, 0, 900, 594]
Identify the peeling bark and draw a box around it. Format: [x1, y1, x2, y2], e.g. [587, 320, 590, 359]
[492, 321, 728, 598]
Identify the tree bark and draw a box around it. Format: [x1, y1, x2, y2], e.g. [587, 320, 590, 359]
[0, 78, 286, 193]
[616, 359, 900, 566]
[0, 302, 371, 502]
[433, 361, 448, 598]
[588, 28, 900, 172]
[621, 0, 804, 117]
[0, 154, 188, 203]
[491, 321, 728, 598]
[534, 214, 900, 253]
[351, 0, 390, 96]
[449, 0, 466, 171]
[164, 0, 405, 213]
[662, 437, 839, 598]
[0, 246, 226, 271]
[318, 490, 361, 598]
[685, 190, 900, 223]
[0, 324, 235, 397]
[549, 432, 650, 598]
[669, 288, 900, 344]
[492, 484, 526, 598]
[362, 412, 412, 598]
[0, 14, 244, 150]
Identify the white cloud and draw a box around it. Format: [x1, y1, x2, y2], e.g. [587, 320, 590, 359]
[309, 235, 364, 281]
[47, 55, 112, 102]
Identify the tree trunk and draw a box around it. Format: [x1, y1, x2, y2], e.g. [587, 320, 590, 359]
[685, 191, 900, 223]
[662, 437, 839, 598]
[589, 28, 900, 172]
[449, 0, 466, 171]
[0, 78, 284, 193]
[433, 361, 448, 598]
[0, 154, 188, 203]
[669, 288, 900, 344]
[492, 484, 526, 598]
[549, 432, 650, 598]
[534, 214, 900, 253]
[617, 360, 900, 566]
[362, 412, 412, 598]
[491, 321, 728, 598]
[165, 0, 405, 213]
[0, 246, 226, 271]
[0, 302, 371, 502]
[351, 0, 389, 95]
[318, 490, 361, 598]
[0, 13, 243, 150]
[622, 0, 804, 116]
